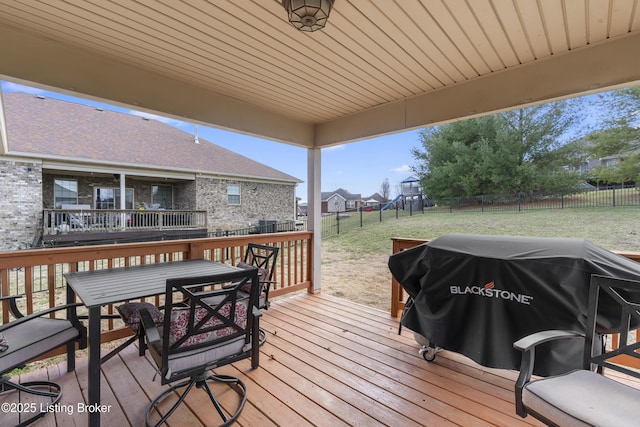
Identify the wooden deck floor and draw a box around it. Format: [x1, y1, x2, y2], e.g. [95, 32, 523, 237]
[3, 293, 546, 427]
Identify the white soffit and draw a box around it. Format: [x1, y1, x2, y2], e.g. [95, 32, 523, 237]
[0, 0, 639, 148]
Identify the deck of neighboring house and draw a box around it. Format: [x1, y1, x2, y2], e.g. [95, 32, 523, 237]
[1, 293, 553, 427]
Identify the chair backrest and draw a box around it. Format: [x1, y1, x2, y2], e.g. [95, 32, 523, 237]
[584, 274, 640, 377]
[243, 243, 279, 283]
[158, 267, 259, 382]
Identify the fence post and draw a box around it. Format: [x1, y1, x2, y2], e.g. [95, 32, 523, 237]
[450, 198, 453, 213]
[336, 210, 340, 235]
[613, 186, 616, 207]
[379, 204, 383, 222]
[481, 195, 484, 213]
[360, 206, 363, 228]
[518, 193, 521, 212]
[561, 190, 565, 209]
[395, 203, 398, 219]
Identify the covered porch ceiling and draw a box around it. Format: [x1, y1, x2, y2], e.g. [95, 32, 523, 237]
[1, 0, 639, 150]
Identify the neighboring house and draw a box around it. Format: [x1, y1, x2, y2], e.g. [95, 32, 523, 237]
[563, 136, 635, 176]
[571, 154, 624, 172]
[363, 192, 386, 207]
[321, 189, 362, 213]
[0, 92, 301, 251]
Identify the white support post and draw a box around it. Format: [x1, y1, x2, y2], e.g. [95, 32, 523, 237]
[120, 173, 126, 229]
[307, 148, 322, 294]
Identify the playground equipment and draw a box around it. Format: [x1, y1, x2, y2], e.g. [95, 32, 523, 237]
[381, 194, 403, 211]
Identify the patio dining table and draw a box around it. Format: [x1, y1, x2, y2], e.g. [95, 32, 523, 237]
[64, 259, 240, 427]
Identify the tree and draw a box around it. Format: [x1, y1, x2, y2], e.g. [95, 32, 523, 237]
[412, 100, 585, 198]
[586, 86, 640, 185]
[380, 178, 390, 201]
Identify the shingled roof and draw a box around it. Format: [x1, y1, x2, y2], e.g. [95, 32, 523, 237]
[321, 188, 361, 201]
[2, 92, 300, 183]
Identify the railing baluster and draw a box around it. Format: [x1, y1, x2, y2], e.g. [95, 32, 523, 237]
[0, 231, 313, 362]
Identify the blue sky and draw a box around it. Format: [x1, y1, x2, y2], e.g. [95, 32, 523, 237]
[2, 81, 421, 203]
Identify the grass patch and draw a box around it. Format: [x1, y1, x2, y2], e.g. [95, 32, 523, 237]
[319, 207, 640, 312]
[323, 207, 640, 259]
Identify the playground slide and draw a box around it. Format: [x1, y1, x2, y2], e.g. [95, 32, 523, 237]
[381, 194, 403, 211]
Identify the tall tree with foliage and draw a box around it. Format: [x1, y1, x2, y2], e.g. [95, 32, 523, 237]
[587, 86, 640, 185]
[412, 100, 584, 198]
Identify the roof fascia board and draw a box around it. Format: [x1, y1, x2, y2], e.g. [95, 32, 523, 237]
[196, 172, 299, 186]
[14, 152, 300, 184]
[0, 154, 41, 164]
[44, 158, 298, 185]
[0, 24, 315, 148]
[315, 32, 640, 147]
[43, 159, 194, 181]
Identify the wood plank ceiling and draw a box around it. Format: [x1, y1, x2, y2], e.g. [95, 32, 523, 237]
[0, 0, 639, 148]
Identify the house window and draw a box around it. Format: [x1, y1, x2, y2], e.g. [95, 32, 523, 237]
[346, 200, 356, 209]
[54, 179, 78, 208]
[94, 187, 134, 209]
[152, 185, 172, 209]
[227, 184, 241, 205]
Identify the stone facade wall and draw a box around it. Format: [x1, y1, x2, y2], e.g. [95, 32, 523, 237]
[173, 181, 197, 210]
[196, 177, 296, 231]
[0, 160, 43, 251]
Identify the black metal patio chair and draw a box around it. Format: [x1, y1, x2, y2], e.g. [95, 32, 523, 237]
[235, 243, 279, 345]
[115, 243, 277, 356]
[0, 295, 86, 427]
[139, 267, 261, 427]
[513, 274, 640, 426]
[238, 243, 279, 309]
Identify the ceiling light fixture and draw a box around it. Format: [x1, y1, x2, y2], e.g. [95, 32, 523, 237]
[282, 0, 334, 32]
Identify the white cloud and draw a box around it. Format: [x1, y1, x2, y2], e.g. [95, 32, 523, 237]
[392, 164, 411, 174]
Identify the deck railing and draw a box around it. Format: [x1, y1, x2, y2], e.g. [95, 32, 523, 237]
[391, 237, 640, 369]
[0, 231, 312, 352]
[42, 208, 208, 235]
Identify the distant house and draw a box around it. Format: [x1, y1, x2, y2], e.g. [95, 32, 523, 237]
[0, 92, 301, 250]
[321, 189, 362, 213]
[563, 136, 635, 179]
[571, 155, 625, 173]
[363, 192, 386, 207]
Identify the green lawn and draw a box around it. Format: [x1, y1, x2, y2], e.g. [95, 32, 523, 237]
[323, 207, 640, 257]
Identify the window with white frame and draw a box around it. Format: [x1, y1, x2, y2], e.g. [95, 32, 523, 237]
[54, 179, 78, 208]
[227, 184, 241, 205]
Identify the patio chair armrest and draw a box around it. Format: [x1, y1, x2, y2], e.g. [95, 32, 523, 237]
[259, 280, 276, 291]
[139, 307, 161, 344]
[0, 300, 85, 333]
[513, 330, 584, 417]
[0, 295, 25, 318]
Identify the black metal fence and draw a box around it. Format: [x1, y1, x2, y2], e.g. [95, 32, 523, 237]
[321, 185, 640, 238]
